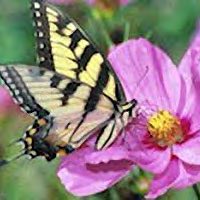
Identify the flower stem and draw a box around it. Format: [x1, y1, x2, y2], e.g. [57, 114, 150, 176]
[123, 22, 130, 42]
[193, 184, 200, 200]
[88, 8, 114, 48]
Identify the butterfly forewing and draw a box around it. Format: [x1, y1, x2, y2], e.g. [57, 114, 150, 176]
[0, 65, 49, 118]
[31, 0, 126, 103]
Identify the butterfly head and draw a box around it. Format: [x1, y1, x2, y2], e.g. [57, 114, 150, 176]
[120, 99, 138, 117]
[117, 99, 139, 126]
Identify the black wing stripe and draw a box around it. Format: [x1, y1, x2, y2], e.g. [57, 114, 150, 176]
[78, 45, 97, 70]
[69, 29, 82, 50]
[55, 15, 80, 50]
[84, 66, 109, 113]
[50, 74, 62, 87]
[56, 13, 71, 30]
[61, 81, 81, 105]
[100, 121, 116, 149]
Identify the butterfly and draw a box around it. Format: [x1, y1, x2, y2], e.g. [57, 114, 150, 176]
[0, 0, 138, 163]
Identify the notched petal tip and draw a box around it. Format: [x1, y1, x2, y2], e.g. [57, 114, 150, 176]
[57, 147, 134, 196]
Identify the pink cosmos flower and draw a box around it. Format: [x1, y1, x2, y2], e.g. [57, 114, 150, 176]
[49, 0, 130, 6]
[0, 87, 17, 116]
[48, 0, 75, 4]
[58, 34, 200, 198]
[86, 0, 130, 6]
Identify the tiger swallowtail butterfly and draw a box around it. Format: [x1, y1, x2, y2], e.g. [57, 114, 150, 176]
[0, 0, 138, 164]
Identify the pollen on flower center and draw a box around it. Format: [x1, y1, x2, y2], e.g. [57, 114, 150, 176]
[147, 110, 184, 147]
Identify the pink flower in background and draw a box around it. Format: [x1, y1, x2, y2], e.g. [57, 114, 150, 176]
[86, 0, 130, 6]
[0, 87, 17, 116]
[58, 34, 200, 198]
[48, 0, 75, 4]
[49, 0, 130, 6]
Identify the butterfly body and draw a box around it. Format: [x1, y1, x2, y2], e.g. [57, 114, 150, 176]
[0, 0, 138, 162]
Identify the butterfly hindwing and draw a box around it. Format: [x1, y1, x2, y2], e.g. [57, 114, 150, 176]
[0, 65, 121, 159]
[0, 65, 50, 118]
[31, 0, 126, 103]
[96, 117, 123, 150]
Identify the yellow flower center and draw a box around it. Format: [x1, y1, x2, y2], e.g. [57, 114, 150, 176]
[147, 110, 184, 147]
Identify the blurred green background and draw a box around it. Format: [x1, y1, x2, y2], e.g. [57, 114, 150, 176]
[0, 0, 200, 199]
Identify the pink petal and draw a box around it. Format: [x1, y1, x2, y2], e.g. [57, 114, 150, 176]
[0, 87, 11, 105]
[85, 0, 95, 5]
[125, 126, 171, 174]
[85, 146, 131, 164]
[173, 134, 200, 165]
[119, 0, 130, 6]
[86, 0, 130, 6]
[108, 38, 181, 112]
[147, 158, 200, 199]
[146, 157, 180, 199]
[48, 0, 76, 4]
[173, 162, 200, 189]
[177, 21, 200, 133]
[58, 146, 134, 196]
[50, 0, 130, 6]
[0, 87, 17, 115]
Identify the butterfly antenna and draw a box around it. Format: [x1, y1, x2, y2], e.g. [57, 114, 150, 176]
[0, 159, 9, 167]
[0, 152, 26, 168]
[0, 138, 26, 168]
[7, 138, 23, 147]
[133, 66, 149, 97]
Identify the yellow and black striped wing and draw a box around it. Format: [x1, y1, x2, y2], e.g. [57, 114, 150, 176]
[31, 0, 126, 103]
[0, 65, 118, 150]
